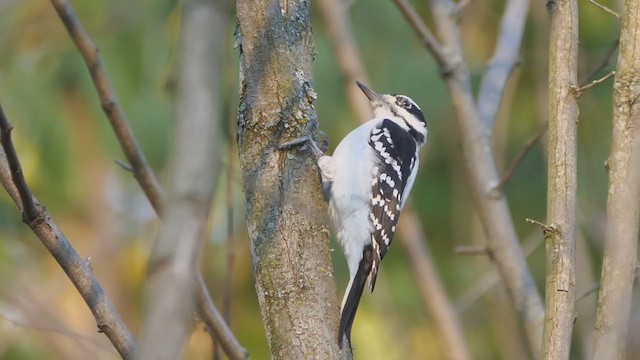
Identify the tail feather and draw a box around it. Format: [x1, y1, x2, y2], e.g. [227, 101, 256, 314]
[338, 245, 373, 348]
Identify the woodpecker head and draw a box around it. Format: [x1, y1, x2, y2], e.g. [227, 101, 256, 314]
[356, 81, 428, 145]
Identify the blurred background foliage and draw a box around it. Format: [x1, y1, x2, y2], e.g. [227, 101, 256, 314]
[0, 0, 637, 359]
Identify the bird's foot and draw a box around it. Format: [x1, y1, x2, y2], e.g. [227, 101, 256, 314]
[279, 135, 325, 158]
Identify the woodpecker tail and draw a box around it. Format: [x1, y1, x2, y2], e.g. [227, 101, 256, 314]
[338, 245, 373, 348]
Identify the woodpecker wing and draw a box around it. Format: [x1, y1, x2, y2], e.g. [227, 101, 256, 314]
[367, 119, 418, 291]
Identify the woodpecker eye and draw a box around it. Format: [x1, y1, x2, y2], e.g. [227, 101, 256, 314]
[396, 97, 411, 109]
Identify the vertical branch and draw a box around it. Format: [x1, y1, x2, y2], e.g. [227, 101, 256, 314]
[593, 0, 640, 357]
[542, 0, 579, 358]
[236, 0, 346, 358]
[138, 0, 226, 358]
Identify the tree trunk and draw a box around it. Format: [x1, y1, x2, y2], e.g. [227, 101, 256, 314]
[593, 0, 640, 358]
[542, 0, 579, 358]
[235, 0, 346, 358]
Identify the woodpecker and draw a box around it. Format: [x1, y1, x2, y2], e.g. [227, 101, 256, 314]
[280, 81, 427, 349]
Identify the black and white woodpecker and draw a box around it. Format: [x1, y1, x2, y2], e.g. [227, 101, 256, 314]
[280, 81, 428, 348]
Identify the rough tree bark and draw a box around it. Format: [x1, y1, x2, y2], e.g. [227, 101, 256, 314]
[593, 0, 640, 358]
[235, 0, 346, 358]
[542, 0, 579, 358]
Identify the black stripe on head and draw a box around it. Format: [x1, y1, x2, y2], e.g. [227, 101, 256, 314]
[404, 122, 425, 144]
[406, 105, 426, 125]
[395, 95, 427, 126]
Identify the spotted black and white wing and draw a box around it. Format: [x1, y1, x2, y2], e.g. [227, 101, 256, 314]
[367, 119, 418, 291]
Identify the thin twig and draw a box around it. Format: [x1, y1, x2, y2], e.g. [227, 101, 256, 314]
[572, 71, 616, 98]
[575, 283, 600, 303]
[392, 0, 449, 70]
[588, 0, 621, 19]
[525, 218, 557, 234]
[579, 38, 620, 85]
[114, 159, 133, 173]
[454, 245, 490, 256]
[49, 0, 164, 215]
[196, 274, 249, 360]
[0, 105, 137, 359]
[496, 122, 548, 190]
[0, 311, 116, 354]
[0, 106, 38, 221]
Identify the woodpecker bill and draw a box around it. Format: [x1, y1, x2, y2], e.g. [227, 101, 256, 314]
[280, 81, 428, 349]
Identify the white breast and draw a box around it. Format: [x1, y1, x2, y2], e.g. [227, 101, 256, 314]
[320, 119, 381, 277]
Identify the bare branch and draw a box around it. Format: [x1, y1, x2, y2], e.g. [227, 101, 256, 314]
[138, 0, 227, 357]
[114, 159, 134, 173]
[0, 106, 38, 221]
[0, 105, 137, 359]
[593, 0, 640, 357]
[588, 0, 621, 19]
[49, 0, 164, 215]
[477, 0, 530, 128]
[195, 274, 249, 360]
[572, 71, 616, 98]
[392, 0, 450, 70]
[398, 211, 472, 360]
[416, 0, 545, 354]
[496, 122, 548, 190]
[542, 0, 579, 356]
[525, 218, 557, 234]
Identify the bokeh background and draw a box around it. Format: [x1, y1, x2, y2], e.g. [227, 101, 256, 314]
[0, 0, 637, 359]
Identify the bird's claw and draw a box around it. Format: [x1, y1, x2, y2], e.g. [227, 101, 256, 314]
[279, 134, 325, 159]
[279, 135, 312, 150]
